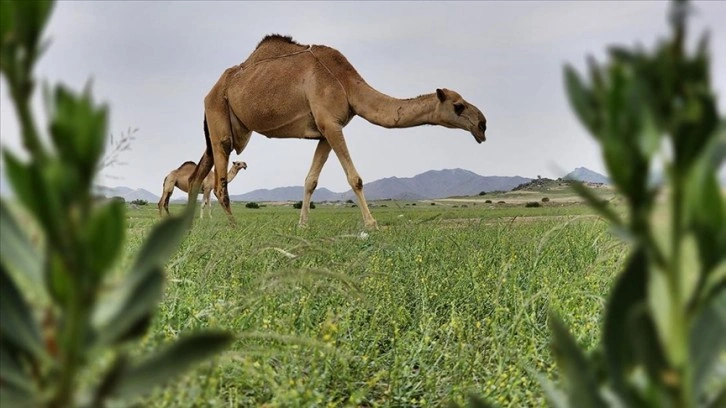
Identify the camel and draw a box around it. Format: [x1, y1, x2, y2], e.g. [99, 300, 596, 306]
[189, 34, 487, 229]
[159, 160, 247, 218]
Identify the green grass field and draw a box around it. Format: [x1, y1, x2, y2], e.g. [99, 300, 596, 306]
[110, 194, 625, 407]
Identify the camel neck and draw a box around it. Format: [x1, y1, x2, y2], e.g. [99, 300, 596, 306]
[352, 87, 438, 129]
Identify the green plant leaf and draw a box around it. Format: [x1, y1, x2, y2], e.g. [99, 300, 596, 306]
[548, 313, 608, 408]
[0, 263, 46, 360]
[0, 382, 38, 408]
[91, 353, 129, 407]
[0, 341, 36, 397]
[132, 214, 189, 279]
[3, 152, 38, 221]
[0, 0, 14, 44]
[533, 371, 569, 408]
[648, 264, 686, 368]
[9, 0, 54, 54]
[637, 110, 662, 160]
[684, 136, 726, 276]
[84, 199, 125, 279]
[467, 394, 498, 408]
[690, 287, 726, 402]
[564, 65, 599, 136]
[45, 251, 71, 305]
[0, 199, 43, 290]
[569, 181, 623, 227]
[93, 266, 164, 346]
[48, 84, 108, 187]
[702, 261, 726, 302]
[3, 152, 65, 246]
[707, 386, 726, 408]
[629, 305, 670, 399]
[678, 234, 701, 309]
[111, 331, 233, 400]
[602, 248, 647, 403]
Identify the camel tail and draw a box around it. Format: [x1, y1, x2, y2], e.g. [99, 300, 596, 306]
[204, 114, 212, 155]
[188, 114, 215, 199]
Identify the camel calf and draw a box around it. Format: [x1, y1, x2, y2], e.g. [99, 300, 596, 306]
[158, 161, 247, 218]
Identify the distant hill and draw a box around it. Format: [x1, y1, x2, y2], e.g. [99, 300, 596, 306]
[230, 187, 340, 202]
[339, 169, 530, 201]
[563, 167, 610, 184]
[94, 186, 159, 202]
[230, 168, 530, 202]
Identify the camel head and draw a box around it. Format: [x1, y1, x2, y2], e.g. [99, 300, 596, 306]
[232, 161, 248, 171]
[434, 88, 487, 144]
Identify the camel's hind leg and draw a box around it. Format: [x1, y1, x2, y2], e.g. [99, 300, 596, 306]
[189, 153, 213, 204]
[158, 174, 175, 217]
[299, 139, 332, 227]
[203, 109, 235, 221]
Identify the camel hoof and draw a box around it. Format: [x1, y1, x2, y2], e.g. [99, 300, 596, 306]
[297, 222, 309, 229]
[364, 220, 379, 231]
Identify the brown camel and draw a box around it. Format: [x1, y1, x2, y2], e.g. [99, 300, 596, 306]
[159, 160, 247, 218]
[189, 34, 487, 229]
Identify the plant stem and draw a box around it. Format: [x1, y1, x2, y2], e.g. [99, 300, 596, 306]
[7, 73, 48, 162]
[668, 168, 692, 407]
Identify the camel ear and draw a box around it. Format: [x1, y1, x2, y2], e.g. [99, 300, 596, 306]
[436, 88, 446, 102]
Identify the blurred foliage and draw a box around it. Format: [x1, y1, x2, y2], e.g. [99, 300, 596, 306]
[464, 0, 725, 407]
[0, 1, 232, 406]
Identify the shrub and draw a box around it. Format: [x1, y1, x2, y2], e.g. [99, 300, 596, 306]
[245, 201, 260, 209]
[478, 191, 486, 196]
[541, 197, 550, 202]
[130, 198, 148, 205]
[292, 201, 315, 209]
[497, 201, 505, 204]
[525, 201, 541, 208]
[430, 202, 436, 206]
[346, 199, 354, 204]
[0, 2, 232, 406]
[467, 1, 726, 406]
[485, 199, 492, 204]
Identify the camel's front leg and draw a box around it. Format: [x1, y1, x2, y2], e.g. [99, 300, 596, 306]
[212, 146, 232, 219]
[299, 139, 332, 227]
[317, 122, 377, 230]
[200, 188, 211, 219]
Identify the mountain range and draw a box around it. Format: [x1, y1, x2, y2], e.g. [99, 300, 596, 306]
[1, 167, 623, 202]
[230, 169, 531, 202]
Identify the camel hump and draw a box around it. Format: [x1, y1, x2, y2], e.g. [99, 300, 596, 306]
[256, 34, 301, 49]
[244, 34, 309, 65]
[176, 160, 197, 170]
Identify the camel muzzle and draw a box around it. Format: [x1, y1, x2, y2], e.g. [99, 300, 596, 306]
[474, 121, 487, 143]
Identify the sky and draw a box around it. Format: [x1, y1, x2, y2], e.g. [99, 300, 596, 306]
[1, 1, 725, 199]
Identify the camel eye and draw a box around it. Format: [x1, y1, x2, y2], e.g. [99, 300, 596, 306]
[454, 103, 465, 115]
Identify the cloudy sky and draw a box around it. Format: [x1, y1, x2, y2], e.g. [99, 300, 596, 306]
[1, 1, 724, 198]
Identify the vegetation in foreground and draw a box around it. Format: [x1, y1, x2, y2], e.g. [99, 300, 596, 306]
[114, 202, 623, 407]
